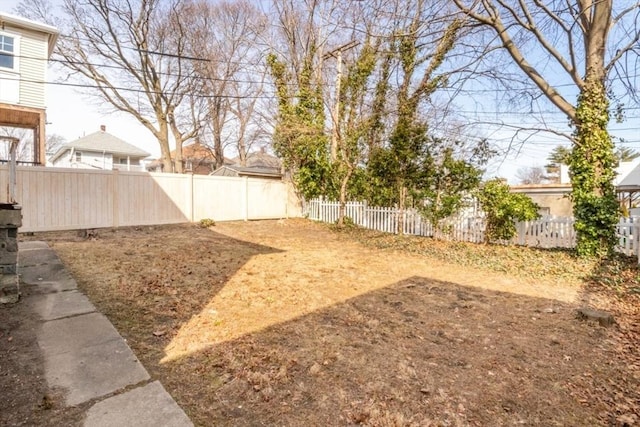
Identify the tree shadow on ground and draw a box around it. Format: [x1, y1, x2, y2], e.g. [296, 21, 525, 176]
[40, 224, 283, 366]
[162, 276, 625, 427]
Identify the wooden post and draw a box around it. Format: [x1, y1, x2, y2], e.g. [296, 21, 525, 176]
[37, 111, 46, 165]
[323, 40, 359, 162]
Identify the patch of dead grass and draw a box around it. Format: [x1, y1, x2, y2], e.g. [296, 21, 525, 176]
[29, 220, 639, 426]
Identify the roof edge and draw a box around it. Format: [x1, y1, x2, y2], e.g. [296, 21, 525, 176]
[0, 12, 59, 57]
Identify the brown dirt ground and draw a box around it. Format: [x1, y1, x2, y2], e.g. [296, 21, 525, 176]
[3, 219, 639, 426]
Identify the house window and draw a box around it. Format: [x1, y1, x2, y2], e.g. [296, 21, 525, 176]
[75, 151, 82, 162]
[0, 35, 15, 70]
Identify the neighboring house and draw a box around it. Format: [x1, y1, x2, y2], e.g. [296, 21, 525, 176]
[515, 160, 640, 216]
[212, 146, 283, 179]
[0, 12, 58, 165]
[230, 147, 282, 169]
[210, 165, 282, 180]
[48, 125, 150, 171]
[146, 141, 232, 174]
[510, 184, 573, 216]
[615, 159, 640, 214]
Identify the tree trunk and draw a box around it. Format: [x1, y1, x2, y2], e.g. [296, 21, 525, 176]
[398, 184, 406, 235]
[238, 141, 247, 167]
[337, 167, 353, 227]
[173, 139, 184, 174]
[570, 75, 618, 256]
[209, 99, 226, 169]
[452, 0, 622, 256]
[168, 111, 184, 174]
[157, 121, 173, 173]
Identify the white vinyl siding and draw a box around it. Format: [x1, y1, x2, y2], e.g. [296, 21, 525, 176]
[0, 24, 48, 108]
[50, 150, 146, 172]
[17, 29, 47, 108]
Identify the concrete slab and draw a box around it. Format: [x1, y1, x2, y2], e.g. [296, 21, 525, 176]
[18, 241, 51, 251]
[84, 381, 193, 427]
[44, 339, 150, 406]
[19, 263, 77, 290]
[38, 313, 150, 406]
[22, 243, 191, 423]
[30, 290, 96, 320]
[18, 247, 62, 267]
[39, 312, 126, 354]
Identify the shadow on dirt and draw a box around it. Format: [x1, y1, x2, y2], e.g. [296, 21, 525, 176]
[163, 276, 622, 426]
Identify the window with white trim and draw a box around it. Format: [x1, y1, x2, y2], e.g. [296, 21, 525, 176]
[0, 35, 15, 70]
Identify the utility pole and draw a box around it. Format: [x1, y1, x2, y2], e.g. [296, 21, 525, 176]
[323, 40, 358, 162]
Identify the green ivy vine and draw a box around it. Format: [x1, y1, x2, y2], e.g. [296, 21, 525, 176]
[569, 77, 619, 257]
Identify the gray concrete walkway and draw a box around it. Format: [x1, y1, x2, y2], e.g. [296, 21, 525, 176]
[18, 241, 193, 427]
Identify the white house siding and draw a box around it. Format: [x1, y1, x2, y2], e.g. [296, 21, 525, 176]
[16, 27, 48, 109]
[52, 150, 115, 170]
[0, 24, 48, 109]
[0, 67, 20, 104]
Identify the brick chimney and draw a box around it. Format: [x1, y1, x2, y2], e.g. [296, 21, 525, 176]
[100, 125, 106, 132]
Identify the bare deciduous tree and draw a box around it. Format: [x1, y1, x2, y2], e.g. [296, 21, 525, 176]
[181, 0, 269, 169]
[18, 0, 202, 173]
[516, 166, 547, 185]
[0, 127, 66, 163]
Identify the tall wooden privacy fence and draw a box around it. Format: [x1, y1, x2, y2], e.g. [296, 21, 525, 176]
[0, 166, 299, 232]
[305, 198, 640, 261]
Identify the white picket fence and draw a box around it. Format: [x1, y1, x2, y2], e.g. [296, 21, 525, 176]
[305, 198, 640, 261]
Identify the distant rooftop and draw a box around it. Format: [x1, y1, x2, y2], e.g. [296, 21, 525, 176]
[50, 125, 150, 162]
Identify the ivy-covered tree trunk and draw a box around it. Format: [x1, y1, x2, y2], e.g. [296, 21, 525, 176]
[569, 77, 618, 257]
[453, 0, 630, 257]
[337, 166, 353, 227]
[398, 184, 407, 234]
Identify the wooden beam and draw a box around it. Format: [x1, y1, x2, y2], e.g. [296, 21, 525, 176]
[37, 112, 46, 165]
[0, 104, 47, 165]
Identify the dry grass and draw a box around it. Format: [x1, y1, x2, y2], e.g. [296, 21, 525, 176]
[29, 219, 639, 426]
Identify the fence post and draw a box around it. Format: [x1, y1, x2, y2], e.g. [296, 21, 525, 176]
[243, 176, 249, 221]
[517, 221, 525, 246]
[186, 173, 194, 222]
[112, 169, 119, 228]
[634, 224, 640, 264]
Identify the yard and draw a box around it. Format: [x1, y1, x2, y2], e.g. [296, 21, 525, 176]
[10, 219, 640, 425]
